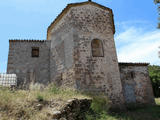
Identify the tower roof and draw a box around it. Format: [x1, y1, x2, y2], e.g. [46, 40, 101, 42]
[47, 1, 115, 39]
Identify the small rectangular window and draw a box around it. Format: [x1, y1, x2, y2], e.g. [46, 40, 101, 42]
[32, 47, 39, 57]
[126, 71, 135, 80]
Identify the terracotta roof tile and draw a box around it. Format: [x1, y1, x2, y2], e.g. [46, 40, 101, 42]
[9, 39, 46, 43]
[119, 62, 149, 66]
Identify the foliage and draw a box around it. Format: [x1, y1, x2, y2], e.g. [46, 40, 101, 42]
[90, 95, 109, 113]
[36, 94, 44, 102]
[86, 95, 110, 120]
[154, 0, 160, 4]
[154, 0, 160, 28]
[86, 98, 160, 120]
[148, 65, 160, 97]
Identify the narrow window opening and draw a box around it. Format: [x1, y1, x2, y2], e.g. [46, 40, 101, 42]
[130, 71, 135, 79]
[32, 47, 39, 57]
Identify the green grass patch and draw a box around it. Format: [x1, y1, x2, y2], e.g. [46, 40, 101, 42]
[86, 98, 160, 120]
[36, 94, 44, 102]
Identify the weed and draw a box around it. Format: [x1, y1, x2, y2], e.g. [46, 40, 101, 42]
[48, 84, 61, 94]
[90, 95, 109, 113]
[36, 94, 44, 102]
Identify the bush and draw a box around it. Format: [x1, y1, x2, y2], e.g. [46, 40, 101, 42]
[86, 95, 110, 120]
[91, 95, 109, 113]
[148, 65, 160, 97]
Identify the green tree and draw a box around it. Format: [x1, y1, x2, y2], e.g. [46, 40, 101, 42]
[154, 0, 160, 4]
[148, 65, 160, 97]
[154, 0, 160, 28]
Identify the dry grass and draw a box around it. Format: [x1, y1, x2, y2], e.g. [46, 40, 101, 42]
[0, 84, 89, 120]
[0, 85, 160, 120]
[155, 98, 160, 105]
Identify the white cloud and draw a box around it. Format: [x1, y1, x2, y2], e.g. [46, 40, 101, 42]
[115, 22, 160, 65]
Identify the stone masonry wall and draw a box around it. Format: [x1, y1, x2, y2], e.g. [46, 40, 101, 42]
[49, 4, 125, 105]
[49, 25, 75, 88]
[7, 40, 51, 88]
[119, 63, 155, 104]
[72, 5, 124, 105]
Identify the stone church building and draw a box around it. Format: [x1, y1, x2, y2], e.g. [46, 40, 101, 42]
[7, 1, 155, 105]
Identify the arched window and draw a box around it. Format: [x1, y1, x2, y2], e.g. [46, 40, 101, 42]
[91, 39, 104, 57]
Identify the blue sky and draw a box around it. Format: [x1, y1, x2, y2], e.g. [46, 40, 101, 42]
[0, 0, 160, 72]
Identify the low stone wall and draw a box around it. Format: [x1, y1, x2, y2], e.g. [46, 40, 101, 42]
[52, 98, 92, 120]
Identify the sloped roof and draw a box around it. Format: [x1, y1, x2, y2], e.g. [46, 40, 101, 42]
[47, 1, 115, 39]
[9, 39, 46, 43]
[119, 62, 149, 66]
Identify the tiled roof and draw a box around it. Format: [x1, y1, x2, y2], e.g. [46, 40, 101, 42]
[119, 62, 149, 66]
[47, 1, 115, 40]
[9, 39, 46, 42]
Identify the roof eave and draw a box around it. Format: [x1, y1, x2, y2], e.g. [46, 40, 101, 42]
[119, 62, 150, 66]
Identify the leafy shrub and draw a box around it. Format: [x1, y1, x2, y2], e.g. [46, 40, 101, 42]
[148, 65, 160, 97]
[91, 95, 109, 113]
[86, 95, 110, 120]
